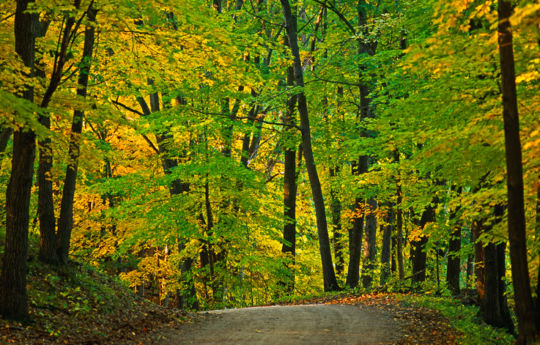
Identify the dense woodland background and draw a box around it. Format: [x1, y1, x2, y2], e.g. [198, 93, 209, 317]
[0, 0, 539, 342]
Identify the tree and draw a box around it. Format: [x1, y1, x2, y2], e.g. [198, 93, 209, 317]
[0, 0, 39, 321]
[56, 4, 97, 265]
[497, 0, 538, 341]
[280, 0, 339, 291]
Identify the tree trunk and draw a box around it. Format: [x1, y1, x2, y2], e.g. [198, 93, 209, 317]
[380, 204, 394, 286]
[483, 241, 514, 334]
[56, 5, 96, 265]
[446, 205, 461, 295]
[361, 198, 377, 289]
[497, 0, 537, 341]
[280, 0, 339, 291]
[281, 65, 297, 293]
[0, 0, 39, 321]
[411, 204, 434, 284]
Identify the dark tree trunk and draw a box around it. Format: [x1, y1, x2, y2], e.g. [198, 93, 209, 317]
[380, 204, 394, 286]
[411, 204, 435, 284]
[280, 0, 339, 291]
[498, 0, 538, 341]
[483, 241, 514, 334]
[446, 206, 461, 295]
[56, 5, 96, 265]
[0, 0, 39, 321]
[281, 66, 297, 293]
[361, 198, 377, 289]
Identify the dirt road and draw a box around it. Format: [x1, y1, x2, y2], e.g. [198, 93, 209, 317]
[160, 304, 401, 345]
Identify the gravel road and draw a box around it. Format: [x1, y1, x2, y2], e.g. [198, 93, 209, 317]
[160, 304, 401, 345]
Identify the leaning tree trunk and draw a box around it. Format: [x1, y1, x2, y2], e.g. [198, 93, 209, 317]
[0, 0, 39, 321]
[56, 5, 96, 265]
[497, 0, 538, 341]
[280, 0, 339, 291]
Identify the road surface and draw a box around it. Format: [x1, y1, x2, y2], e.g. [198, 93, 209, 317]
[161, 303, 401, 344]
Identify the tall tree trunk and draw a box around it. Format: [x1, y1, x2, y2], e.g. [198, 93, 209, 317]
[446, 198, 461, 295]
[361, 198, 377, 289]
[380, 204, 394, 286]
[497, 0, 537, 341]
[56, 5, 96, 265]
[0, 0, 39, 321]
[281, 65, 297, 293]
[280, 0, 339, 291]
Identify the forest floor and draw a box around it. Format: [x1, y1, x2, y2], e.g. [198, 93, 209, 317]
[1, 288, 463, 345]
[0, 258, 504, 345]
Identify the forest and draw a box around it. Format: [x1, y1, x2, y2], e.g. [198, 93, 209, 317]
[0, 0, 539, 343]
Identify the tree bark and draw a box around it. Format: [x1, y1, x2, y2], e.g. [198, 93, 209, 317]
[497, 0, 538, 341]
[56, 5, 97, 265]
[280, 0, 339, 291]
[0, 0, 39, 321]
